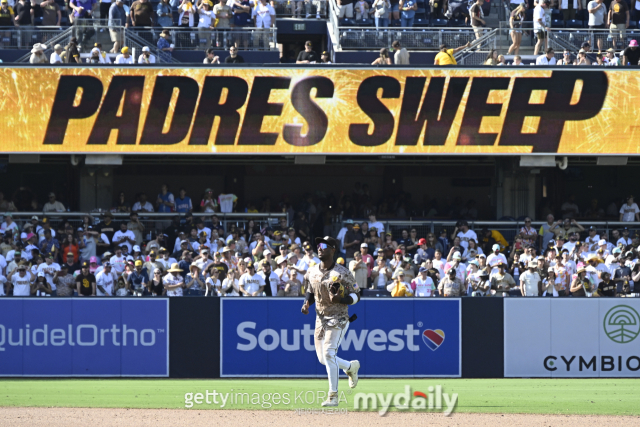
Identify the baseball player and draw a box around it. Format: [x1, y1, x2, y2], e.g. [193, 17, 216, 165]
[301, 236, 361, 407]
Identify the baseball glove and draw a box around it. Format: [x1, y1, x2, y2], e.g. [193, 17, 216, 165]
[329, 275, 345, 298]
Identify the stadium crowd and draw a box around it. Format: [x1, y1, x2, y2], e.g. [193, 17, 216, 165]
[0, 185, 639, 298]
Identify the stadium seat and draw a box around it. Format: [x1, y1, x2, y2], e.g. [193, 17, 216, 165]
[551, 9, 562, 20]
[354, 18, 374, 27]
[551, 19, 564, 28]
[416, 7, 426, 15]
[448, 18, 465, 27]
[628, 21, 638, 30]
[524, 9, 533, 22]
[414, 17, 430, 27]
[575, 9, 588, 21]
[390, 19, 401, 27]
[340, 18, 357, 26]
[431, 18, 448, 27]
[565, 19, 584, 28]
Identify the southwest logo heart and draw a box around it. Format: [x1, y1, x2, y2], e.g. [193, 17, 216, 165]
[422, 329, 445, 351]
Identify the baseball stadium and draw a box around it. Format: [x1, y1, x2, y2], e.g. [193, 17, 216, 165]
[2, 0, 640, 425]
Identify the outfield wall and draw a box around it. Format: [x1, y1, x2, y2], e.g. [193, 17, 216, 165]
[1, 297, 639, 378]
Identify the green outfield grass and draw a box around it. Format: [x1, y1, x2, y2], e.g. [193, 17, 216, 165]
[0, 378, 638, 416]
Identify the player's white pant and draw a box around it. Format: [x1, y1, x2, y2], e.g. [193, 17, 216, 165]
[315, 318, 350, 394]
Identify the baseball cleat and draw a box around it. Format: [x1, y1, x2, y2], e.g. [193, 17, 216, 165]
[346, 360, 360, 389]
[321, 394, 339, 407]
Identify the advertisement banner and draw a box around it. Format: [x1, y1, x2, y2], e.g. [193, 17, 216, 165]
[0, 299, 169, 377]
[504, 299, 640, 377]
[220, 298, 460, 377]
[0, 67, 637, 155]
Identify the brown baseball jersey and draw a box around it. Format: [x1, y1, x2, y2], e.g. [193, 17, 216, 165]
[304, 262, 357, 320]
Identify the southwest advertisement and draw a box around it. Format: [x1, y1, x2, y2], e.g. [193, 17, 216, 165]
[220, 298, 461, 377]
[504, 299, 640, 378]
[1, 67, 638, 155]
[0, 299, 169, 377]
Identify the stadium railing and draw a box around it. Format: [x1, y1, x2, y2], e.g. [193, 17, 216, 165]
[129, 26, 279, 51]
[4, 212, 287, 238]
[331, 220, 640, 247]
[497, 21, 640, 56]
[273, 0, 328, 19]
[0, 26, 67, 49]
[338, 27, 479, 50]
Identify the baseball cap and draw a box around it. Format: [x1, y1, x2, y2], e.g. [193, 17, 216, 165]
[492, 244, 500, 251]
[448, 268, 456, 275]
[315, 236, 338, 250]
[477, 253, 486, 258]
[394, 249, 403, 254]
[246, 261, 254, 268]
[103, 262, 112, 267]
[598, 239, 606, 245]
[31, 215, 39, 221]
[344, 219, 354, 225]
[90, 256, 98, 263]
[275, 255, 286, 264]
[103, 251, 113, 258]
[581, 41, 590, 48]
[418, 238, 426, 245]
[81, 261, 89, 268]
[528, 261, 537, 268]
[135, 260, 143, 267]
[17, 264, 26, 270]
[452, 252, 461, 260]
[26, 233, 35, 240]
[589, 226, 597, 231]
[263, 249, 271, 256]
[133, 245, 141, 252]
[67, 251, 74, 256]
[419, 267, 427, 273]
[142, 46, 150, 52]
[353, 224, 361, 229]
[630, 40, 639, 47]
[360, 243, 368, 248]
[14, 251, 21, 256]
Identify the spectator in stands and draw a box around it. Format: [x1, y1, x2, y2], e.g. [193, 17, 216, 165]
[372, 47, 392, 65]
[399, 0, 416, 27]
[619, 195, 639, 221]
[136, 46, 155, 63]
[43, 192, 65, 212]
[252, 0, 275, 50]
[203, 47, 221, 63]
[320, 51, 331, 63]
[131, 0, 154, 26]
[157, 30, 173, 61]
[0, 1, 16, 50]
[433, 42, 469, 65]
[392, 40, 409, 64]
[355, 0, 369, 19]
[29, 43, 47, 64]
[588, 0, 606, 51]
[70, 0, 96, 46]
[491, 261, 515, 297]
[370, 0, 390, 28]
[561, 0, 581, 21]
[604, 48, 619, 65]
[157, 0, 173, 27]
[225, 45, 245, 62]
[87, 47, 108, 63]
[15, 0, 33, 48]
[511, 54, 523, 65]
[607, 0, 629, 47]
[508, 3, 526, 55]
[163, 263, 185, 296]
[337, 0, 355, 19]
[213, 0, 232, 44]
[556, 49, 574, 64]
[114, 46, 134, 64]
[470, 0, 486, 39]
[49, 44, 63, 63]
[575, 48, 591, 64]
[533, 0, 550, 55]
[41, 0, 61, 27]
[231, 0, 252, 48]
[484, 49, 498, 65]
[297, 40, 319, 63]
[108, 0, 126, 54]
[623, 39, 640, 65]
[536, 47, 557, 64]
[197, 0, 215, 48]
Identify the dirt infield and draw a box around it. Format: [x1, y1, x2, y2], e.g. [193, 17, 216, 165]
[1, 408, 638, 426]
